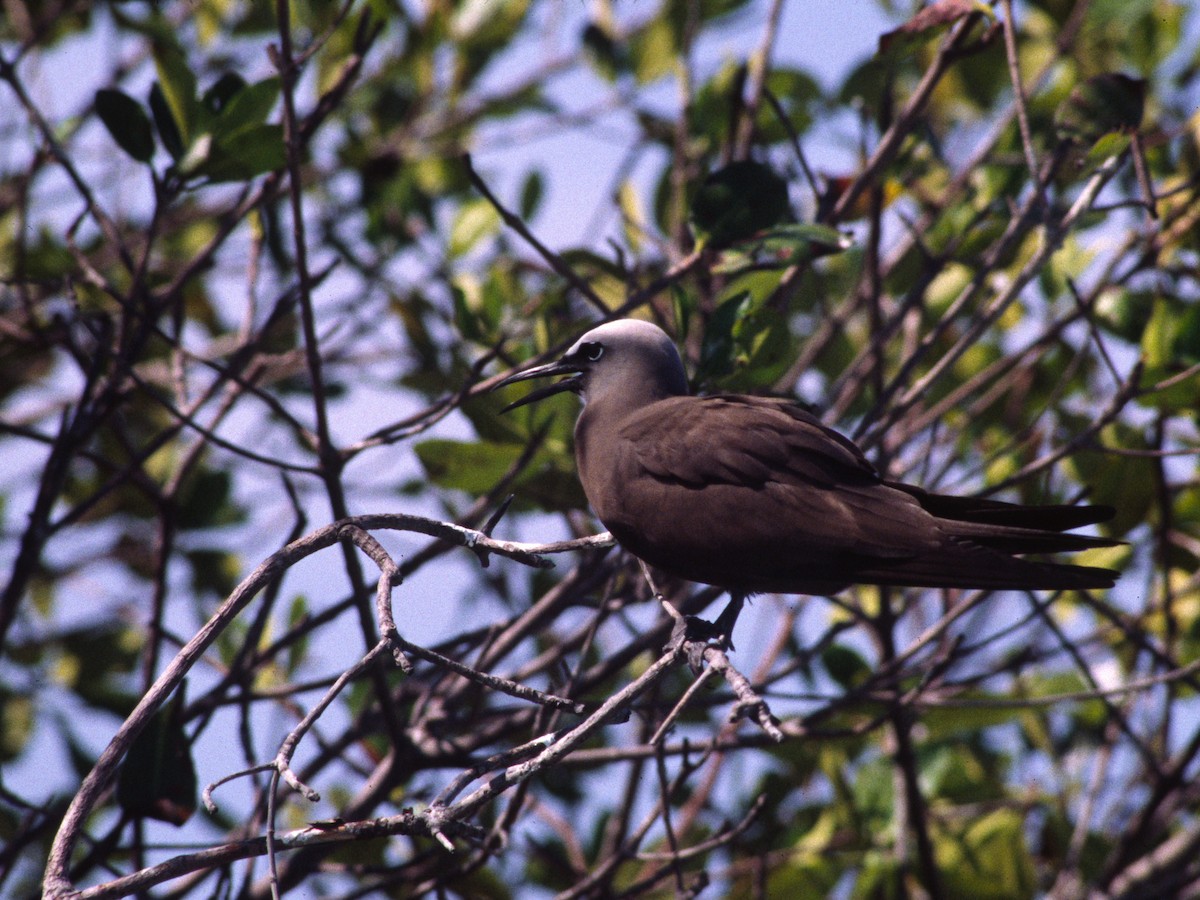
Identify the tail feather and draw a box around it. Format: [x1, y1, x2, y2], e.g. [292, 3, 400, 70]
[891, 482, 1115, 532]
[889, 483, 1120, 554]
[940, 519, 1116, 554]
[860, 485, 1122, 590]
[854, 537, 1118, 591]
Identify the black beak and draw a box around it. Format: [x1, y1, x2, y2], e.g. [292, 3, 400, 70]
[492, 360, 583, 413]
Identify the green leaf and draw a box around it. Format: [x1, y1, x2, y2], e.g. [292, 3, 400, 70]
[286, 594, 312, 676]
[724, 308, 798, 391]
[689, 160, 791, 248]
[922, 692, 1024, 738]
[1138, 364, 1200, 413]
[450, 198, 502, 258]
[1093, 288, 1156, 343]
[149, 82, 185, 160]
[176, 468, 245, 528]
[117, 685, 198, 826]
[759, 67, 821, 138]
[671, 284, 695, 343]
[937, 809, 1036, 899]
[452, 0, 530, 47]
[518, 169, 544, 220]
[416, 440, 518, 494]
[20, 227, 75, 280]
[413, 438, 585, 511]
[201, 123, 285, 182]
[1066, 427, 1153, 535]
[851, 756, 896, 821]
[201, 72, 247, 115]
[1141, 297, 1178, 368]
[617, 179, 645, 252]
[186, 548, 241, 599]
[629, 17, 676, 84]
[852, 853, 902, 898]
[713, 223, 852, 274]
[763, 855, 841, 898]
[214, 77, 280, 134]
[176, 132, 213, 177]
[1054, 73, 1146, 147]
[452, 275, 484, 342]
[697, 292, 751, 382]
[581, 20, 626, 81]
[921, 743, 1004, 803]
[0, 689, 34, 761]
[94, 89, 156, 162]
[59, 623, 143, 716]
[152, 40, 199, 147]
[822, 643, 871, 689]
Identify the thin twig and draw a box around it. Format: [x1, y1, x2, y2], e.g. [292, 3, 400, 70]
[463, 153, 610, 315]
[999, 0, 1042, 197]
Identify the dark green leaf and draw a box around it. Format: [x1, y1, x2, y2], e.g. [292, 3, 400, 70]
[1054, 73, 1147, 147]
[689, 160, 791, 248]
[149, 82, 185, 160]
[519, 169, 545, 220]
[94, 89, 156, 162]
[713, 223, 852, 274]
[151, 40, 198, 146]
[822, 643, 872, 689]
[214, 77, 280, 134]
[201, 124, 285, 182]
[581, 20, 626, 80]
[922, 693, 1024, 738]
[201, 72, 247, 115]
[60, 624, 143, 715]
[186, 549, 240, 598]
[117, 685, 197, 826]
[452, 281, 483, 342]
[697, 291, 751, 382]
[415, 439, 520, 495]
[176, 469, 245, 528]
[450, 198, 502, 258]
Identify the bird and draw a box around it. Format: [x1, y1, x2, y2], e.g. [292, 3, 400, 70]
[495, 319, 1119, 645]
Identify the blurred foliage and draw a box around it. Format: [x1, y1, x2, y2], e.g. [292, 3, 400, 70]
[2, 0, 1199, 898]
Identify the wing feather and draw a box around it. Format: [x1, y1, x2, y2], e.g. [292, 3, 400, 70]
[610, 396, 936, 562]
[577, 393, 1118, 594]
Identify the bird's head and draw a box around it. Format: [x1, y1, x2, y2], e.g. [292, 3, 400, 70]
[494, 319, 688, 412]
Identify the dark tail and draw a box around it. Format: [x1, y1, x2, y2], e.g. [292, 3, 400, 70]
[879, 484, 1121, 590]
[856, 539, 1120, 590]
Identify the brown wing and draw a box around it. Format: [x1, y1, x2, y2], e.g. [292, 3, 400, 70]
[581, 395, 1117, 593]
[628, 395, 878, 489]
[597, 396, 940, 578]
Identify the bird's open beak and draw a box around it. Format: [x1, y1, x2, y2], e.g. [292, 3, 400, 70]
[492, 360, 583, 413]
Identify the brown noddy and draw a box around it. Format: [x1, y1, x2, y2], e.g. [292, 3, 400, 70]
[496, 319, 1118, 641]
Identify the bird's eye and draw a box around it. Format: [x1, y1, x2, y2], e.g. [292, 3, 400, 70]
[581, 342, 604, 361]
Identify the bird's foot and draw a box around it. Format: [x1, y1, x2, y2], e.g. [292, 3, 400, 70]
[661, 599, 742, 673]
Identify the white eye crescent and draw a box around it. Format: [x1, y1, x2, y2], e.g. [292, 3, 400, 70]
[583, 343, 604, 361]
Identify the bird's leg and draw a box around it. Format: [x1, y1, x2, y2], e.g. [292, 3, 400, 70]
[638, 559, 706, 663]
[637, 559, 744, 656]
[668, 593, 745, 657]
[636, 559, 664, 601]
[709, 593, 745, 651]
[661, 592, 745, 672]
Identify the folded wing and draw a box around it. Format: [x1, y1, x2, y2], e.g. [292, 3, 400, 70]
[595, 395, 1117, 593]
